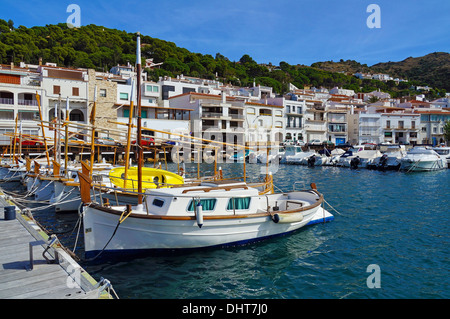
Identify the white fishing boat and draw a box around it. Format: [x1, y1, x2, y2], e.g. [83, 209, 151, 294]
[400, 147, 446, 171]
[80, 177, 331, 258]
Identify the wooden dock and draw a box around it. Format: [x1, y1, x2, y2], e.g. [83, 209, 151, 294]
[0, 192, 114, 299]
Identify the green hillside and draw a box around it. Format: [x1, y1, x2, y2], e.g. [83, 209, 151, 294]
[0, 19, 447, 99]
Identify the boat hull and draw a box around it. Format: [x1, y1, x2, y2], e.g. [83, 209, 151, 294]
[400, 158, 445, 171]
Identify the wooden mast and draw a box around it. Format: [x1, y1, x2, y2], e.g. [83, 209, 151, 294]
[136, 32, 143, 205]
[89, 86, 97, 177]
[123, 79, 134, 189]
[35, 92, 50, 167]
[64, 97, 69, 174]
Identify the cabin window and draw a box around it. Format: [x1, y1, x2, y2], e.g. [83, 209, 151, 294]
[227, 197, 251, 210]
[152, 198, 165, 207]
[187, 199, 216, 212]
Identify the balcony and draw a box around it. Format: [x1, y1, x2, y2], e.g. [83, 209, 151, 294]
[201, 112, 230, 120]
[328, 125, 347, 133]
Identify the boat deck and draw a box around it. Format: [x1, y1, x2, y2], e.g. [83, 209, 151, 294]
[0, 191, 112, 299]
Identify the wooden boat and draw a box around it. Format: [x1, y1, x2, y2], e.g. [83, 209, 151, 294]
[108, 166, 184, 190]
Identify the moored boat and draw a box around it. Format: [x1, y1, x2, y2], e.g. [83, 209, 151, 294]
[79, 175, 330, 259]
[400, 146, 446, 172]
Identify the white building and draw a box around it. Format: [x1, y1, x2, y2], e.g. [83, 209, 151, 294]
[329, 87, 355, 97]
[0, 62, 90, 146]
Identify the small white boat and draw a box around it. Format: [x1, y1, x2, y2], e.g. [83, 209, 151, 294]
[400, 147, 446, 172]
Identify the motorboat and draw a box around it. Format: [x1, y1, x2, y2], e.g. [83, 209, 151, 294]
[432, 146, 450, 168]
[335, 146, 364, 167]
[344, 150, 382, 169]
[400, 147, 446, 171]
[280, 146, 315, 165]
[368, 145, 407, 170]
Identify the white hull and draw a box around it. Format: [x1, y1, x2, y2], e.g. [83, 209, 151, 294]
[83, 203, 321, 257]
[400, 158, 445, 171]
[81, 181, 330, 258]
[400, 147, 446, 171]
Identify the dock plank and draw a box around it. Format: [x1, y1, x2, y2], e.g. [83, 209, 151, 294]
[0, 190, 110, 299]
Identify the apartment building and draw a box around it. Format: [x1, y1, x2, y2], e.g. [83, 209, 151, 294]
[416, 109, 450, 145]
[168, 92, 244, 146]
[0, 62, 90, 145]
[0, 63, 41, 145]
[244, 100, 284, 146]
[381, 112, 420, 145]
[284, 93, 305, 143]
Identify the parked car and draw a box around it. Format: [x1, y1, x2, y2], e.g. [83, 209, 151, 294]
[14, 135, 43, 146]
[307, 139, 322, 146]
[131, 136, 155, 146]
[95, 137, 122, 147]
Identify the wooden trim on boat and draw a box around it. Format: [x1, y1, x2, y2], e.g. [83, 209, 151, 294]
[39, 176, 72, 182]
[181, 184, 248, 194]
[86, 193, 324, 221]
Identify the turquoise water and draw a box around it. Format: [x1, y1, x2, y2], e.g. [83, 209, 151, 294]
[8, 163, 449, 299]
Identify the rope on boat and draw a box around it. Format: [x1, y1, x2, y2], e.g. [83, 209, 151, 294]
[81, 203, 129, 262]
[95, 277, 119, 299]
[323, 198, 342, 216]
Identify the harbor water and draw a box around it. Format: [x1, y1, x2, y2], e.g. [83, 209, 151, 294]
[4, 162, 449, 299]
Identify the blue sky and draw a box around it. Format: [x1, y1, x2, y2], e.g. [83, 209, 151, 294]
[1, 0, 449, 66]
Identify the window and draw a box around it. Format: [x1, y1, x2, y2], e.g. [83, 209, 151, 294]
[152, 198, 165, 207]
[72, 87, 79, 96]
[386, 120, 390, 128]
[120, 92, 129, 100]
[100, 89, 107, 97]
[227, 197, 251, 211]
[53, 85, 60, 94]
[146, 85, 159, 93]
[187, 199, 217, 212]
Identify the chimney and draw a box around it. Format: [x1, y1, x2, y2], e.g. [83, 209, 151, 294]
[10, 62, 14, 69]
[39, 57, 42, 66]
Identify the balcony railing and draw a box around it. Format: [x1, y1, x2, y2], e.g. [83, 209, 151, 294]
[18, 99, 38, 106]
[0, 98, 14, 105]
[202, 112, 230, 119]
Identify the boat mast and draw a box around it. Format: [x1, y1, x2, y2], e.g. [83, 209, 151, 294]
[64, 97, 69, 174]
[89, 86, 97, 177]
[12, 113, 18, 162]
[123, 79, 134, 189]
[136, 32, 143, 204]
[35, 92, 50, 167]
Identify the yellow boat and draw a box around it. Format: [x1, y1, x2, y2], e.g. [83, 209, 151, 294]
[109, 166, 184, 190]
